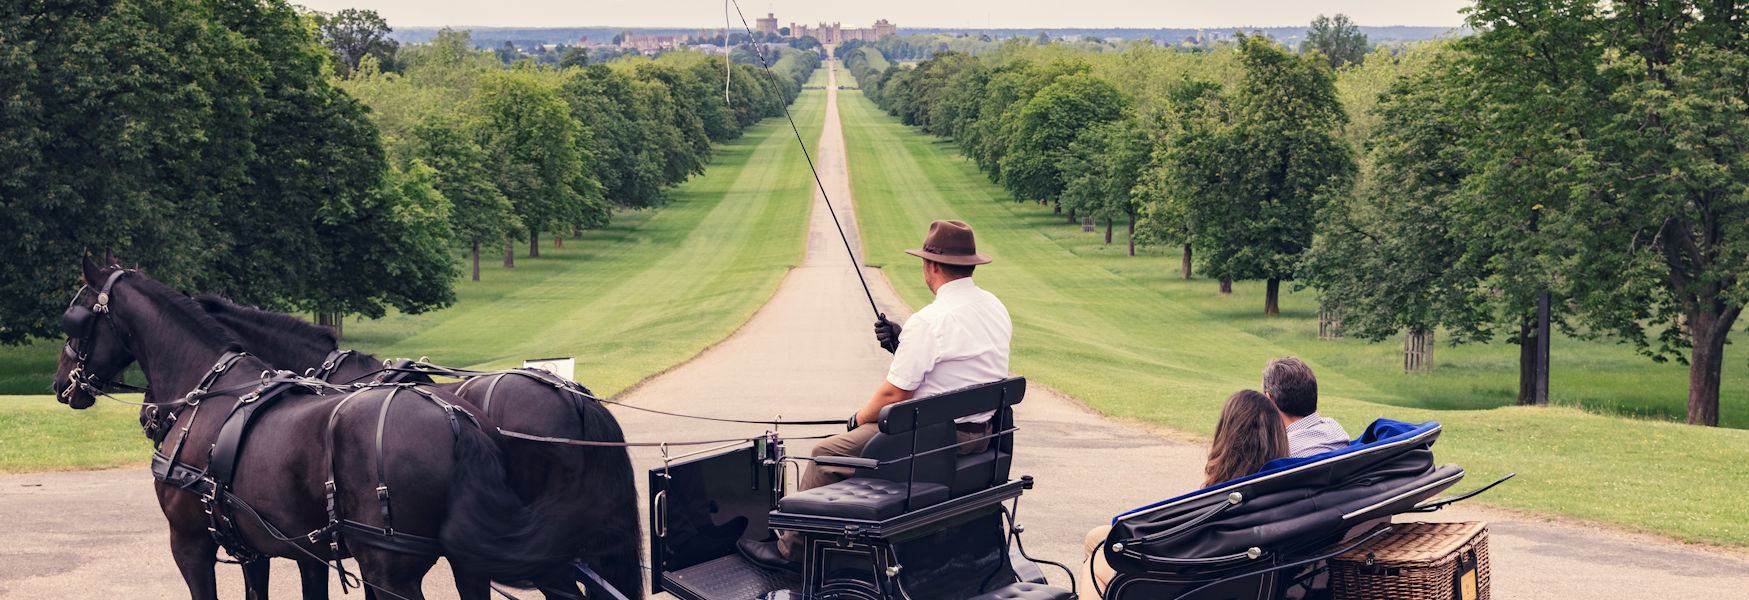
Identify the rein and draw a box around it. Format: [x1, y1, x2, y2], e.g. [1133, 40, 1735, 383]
[359, 360, 848, 426]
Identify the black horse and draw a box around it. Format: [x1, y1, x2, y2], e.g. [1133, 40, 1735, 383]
[52, 258, 593, 600]
[194, 294, 643, 600]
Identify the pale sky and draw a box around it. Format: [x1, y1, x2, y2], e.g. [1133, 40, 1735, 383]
[292, 0, 1475, 30]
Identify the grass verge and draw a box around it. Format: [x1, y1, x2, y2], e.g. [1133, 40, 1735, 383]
[836, 88, 1749, 547]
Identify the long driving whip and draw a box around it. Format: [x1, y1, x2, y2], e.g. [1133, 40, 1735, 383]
[724, 0, 884, 320]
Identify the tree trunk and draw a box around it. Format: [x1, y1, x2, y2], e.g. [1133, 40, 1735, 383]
[504, 237, 515, 268]
[471, 240, 481, 281]
[315, 312, 343, 341]
[1053, 201, 1061, 214]
[1127, 215, 1135, 257]
[1264, 278, 1280, 315]
[528, 226, 540, 258]
[553, 231, 563, 248]
[1104, 217, 1113, 244]
[1686, 308, 1739, 426]
[1219, 277, 1232, 295]
[1516, 316, 1538, 406]
[1182, 244, 1193, 279]
[1534, 291, 1551, 406]
[1067, 207, 1076, 224]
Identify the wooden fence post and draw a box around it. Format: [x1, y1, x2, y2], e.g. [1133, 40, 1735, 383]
[1318, 305, 1343, 340]
[1404, 329, 1433, 373]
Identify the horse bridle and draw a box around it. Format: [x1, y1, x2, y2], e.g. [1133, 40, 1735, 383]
[60, 268, 149, 401]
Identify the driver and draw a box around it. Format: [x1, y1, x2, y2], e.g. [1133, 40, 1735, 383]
[738, 219, 1012, 572]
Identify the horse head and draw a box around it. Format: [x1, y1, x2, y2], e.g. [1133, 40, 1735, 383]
[52, 254, 140, 409]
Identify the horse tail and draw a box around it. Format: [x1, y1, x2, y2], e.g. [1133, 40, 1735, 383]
[440, 418, 586, 585]
[574, 398, 645, 600]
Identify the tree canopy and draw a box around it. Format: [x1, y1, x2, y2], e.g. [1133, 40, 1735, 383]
[0, 0, 817, 342]
[1304, 14, 1369, 70]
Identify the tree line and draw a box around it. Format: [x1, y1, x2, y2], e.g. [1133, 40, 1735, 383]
[841, 0, 1747, 427]
[1, 0, 816, 342]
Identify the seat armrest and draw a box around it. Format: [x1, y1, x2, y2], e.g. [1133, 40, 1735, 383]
[810, 456, 881, 469]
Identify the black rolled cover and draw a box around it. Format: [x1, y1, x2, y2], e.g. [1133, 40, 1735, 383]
[1103, 420, 1463, 576]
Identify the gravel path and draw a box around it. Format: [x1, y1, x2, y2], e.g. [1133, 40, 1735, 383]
[2, 61, 1745, 600]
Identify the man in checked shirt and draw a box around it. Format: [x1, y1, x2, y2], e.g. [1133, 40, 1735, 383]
[1263, 357, 1351, 458]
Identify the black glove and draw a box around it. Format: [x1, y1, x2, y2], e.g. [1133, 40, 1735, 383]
[874, 313, 902, 353]
[847, 413, 860, 431]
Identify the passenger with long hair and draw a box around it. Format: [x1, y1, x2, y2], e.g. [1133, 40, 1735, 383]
[1202, 390, 1291, 487]
[1081, 390, 1293, 592]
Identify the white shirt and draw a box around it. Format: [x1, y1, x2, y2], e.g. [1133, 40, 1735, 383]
[886, 278, 1012, 423]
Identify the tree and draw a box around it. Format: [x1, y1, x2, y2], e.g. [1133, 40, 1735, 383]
[1455, 0, 1749, 426]
[213, 0, 456, 321]
[496, 41, 520, 64]
[1141, 78, 1230, 283]
[0, 0, 251, 342]
[1159, 35, 1355, 314]
[999, 73, 1129, 211]
[559, 46, 589, 69]
[469, 71, 602, 260]
[1060, 119, 1149, 251]
[407, 117, 519, 281]
[1304, 14, 1368, 70]
[1301, 63, 1498, 366]
[316, 8, 399, 76]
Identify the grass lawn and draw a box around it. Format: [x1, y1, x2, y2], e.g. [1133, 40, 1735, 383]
[0, 78, 827, 473]
[836, 88, 1749, 547]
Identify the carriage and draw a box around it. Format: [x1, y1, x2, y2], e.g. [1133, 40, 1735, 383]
[637, 377, 1505, 600]
[53, 262, 1505, 600]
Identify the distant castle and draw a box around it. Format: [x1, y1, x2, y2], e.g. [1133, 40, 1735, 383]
[788, 18, 896, 44]
[626, 13, 896, 54]
[749, 12, 896, 44]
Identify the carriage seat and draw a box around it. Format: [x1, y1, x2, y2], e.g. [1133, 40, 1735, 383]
[775, 478, 949, 520]
[775, 377, 1026, 521]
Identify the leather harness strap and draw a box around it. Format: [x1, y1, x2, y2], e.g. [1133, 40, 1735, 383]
[147, 357, 472, 569]
[312, 349, 356, 381]
[373, 387, 398, 535]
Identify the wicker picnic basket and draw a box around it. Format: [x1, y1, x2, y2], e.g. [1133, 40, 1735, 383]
[1329, 521, 1491, 600]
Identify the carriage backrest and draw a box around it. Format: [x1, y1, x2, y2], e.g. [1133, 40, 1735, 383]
[857, 377, 1026, 496]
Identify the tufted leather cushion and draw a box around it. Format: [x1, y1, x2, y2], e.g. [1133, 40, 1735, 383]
[777, 477, 950, 521]
[966, 582, 1073, 600]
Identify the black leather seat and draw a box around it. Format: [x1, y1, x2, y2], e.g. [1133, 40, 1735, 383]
[776, 377, 1026, 521]
[776, 478, 949, 520]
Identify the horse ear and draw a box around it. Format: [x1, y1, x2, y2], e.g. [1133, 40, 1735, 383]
[82, 252, 103, 286]
[103, 248, 119, 267]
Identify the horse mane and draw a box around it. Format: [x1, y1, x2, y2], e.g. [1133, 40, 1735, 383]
[194, 294, 339, 348]
[120, 270, 245, 353]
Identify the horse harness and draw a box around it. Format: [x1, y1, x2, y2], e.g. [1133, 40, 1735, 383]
[310, 349, 357, 381]
[147, 352, 477, 578]
[60, 268, 150, 401]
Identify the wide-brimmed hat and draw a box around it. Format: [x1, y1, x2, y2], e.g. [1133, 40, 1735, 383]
[905, 220, 993, 266]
